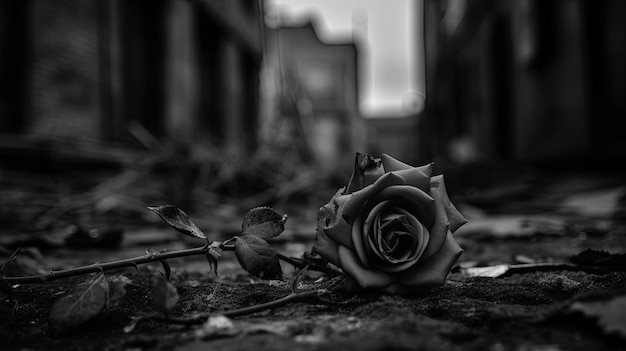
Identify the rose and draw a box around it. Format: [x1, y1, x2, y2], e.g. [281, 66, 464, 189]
[313, 153, 466, 294]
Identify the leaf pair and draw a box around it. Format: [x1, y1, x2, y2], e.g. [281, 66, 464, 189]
[148, 205, 287, 243]
[233, 206, 287, 280]
[48, 273, 131, 335]
[149, 205, 287, 280]
[232, 207, 286, 280]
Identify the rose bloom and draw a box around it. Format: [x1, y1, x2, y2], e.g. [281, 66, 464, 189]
[314, 153, 466, 294]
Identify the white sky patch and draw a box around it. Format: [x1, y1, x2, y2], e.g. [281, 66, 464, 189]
[266, 0, 424, 117]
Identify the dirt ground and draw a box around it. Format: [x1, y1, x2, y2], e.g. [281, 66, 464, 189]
[1, 163, 626, 350]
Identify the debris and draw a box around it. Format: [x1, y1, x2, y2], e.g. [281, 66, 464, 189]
[570, 249, 626, 270]
[559, 186, 626, 219]
[454, 215, 567, 239]
[566, 295, 626, 339]
[195, 315, 239, 340]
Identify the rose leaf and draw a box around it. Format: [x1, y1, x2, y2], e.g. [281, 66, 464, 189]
[152, 274, 179, 314]
[48, 272, 108, 335]
[106, 275, 132, 309]
[241, 207, 288, 239]
[234, 235, 283, 280]
[147, 204, 206, 241]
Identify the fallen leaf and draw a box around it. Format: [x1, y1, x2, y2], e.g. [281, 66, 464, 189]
[456, 262, 576, 278]
[48, 273, 108, 335]
[458, 264, 511, 278]
[234, 235, 283, 280]
[241, 207, 287, 239]
[568, 295, 626, 338]
[147, 205, 206, 241]
[152, 275, 179, 314]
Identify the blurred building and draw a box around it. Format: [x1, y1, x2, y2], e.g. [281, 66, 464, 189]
[261, 18, 426, 170]
[3, 0, 626, 170]
[422, 0, 626, 164]
[261, 21, 364, 174]
[0, 0, 262, 157]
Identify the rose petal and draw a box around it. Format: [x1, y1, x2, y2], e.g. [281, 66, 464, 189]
[383, 232, 407, 260]
[367, 219, 384, 261]
[397, 230, 463, 286]
[447, 201, 466, 233]
[431, 175, 467, 233]
[351, 214, 370, 267]
[319, 192, 355, 250]
[338, 246, 395, 289]
[381, 153, 413, 172]
[383, 231, 413, 262]
[342, 172, 407, 220]
[363, 201, 391, 263]
[370, 210, 429, 273]
[326, 217, 354, 249]
[390, 163, 433, 193]
[421, 177, 452, 259]
[381, 212, 404, 222]
[363, 165, 385, 188]
[379, 218, 414, 261]
[345, 153, 384, 194]
[312, 228, 341, 267]
[395, 208, 430, 261]
[368, 185, 435, 228]
[317, 188, 343, 229]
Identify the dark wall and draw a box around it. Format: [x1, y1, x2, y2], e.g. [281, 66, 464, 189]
[1, 0, 263, 156]
[0, 1, 31, 133]
[423, 0, 626, 164]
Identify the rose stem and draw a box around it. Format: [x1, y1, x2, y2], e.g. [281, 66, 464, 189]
[135, 289, 329, 327]
[2, 245, 213, 285]
[2, 242, 333, 285]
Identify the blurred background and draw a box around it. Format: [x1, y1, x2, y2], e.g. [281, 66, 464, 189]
[1, 0, 625, 266]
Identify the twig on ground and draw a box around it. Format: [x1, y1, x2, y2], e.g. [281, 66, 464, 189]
[129, 289, 330, 330]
